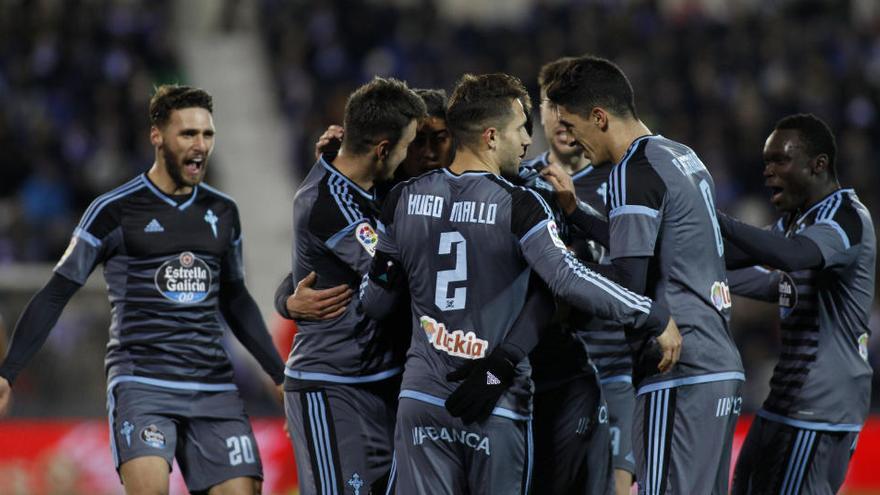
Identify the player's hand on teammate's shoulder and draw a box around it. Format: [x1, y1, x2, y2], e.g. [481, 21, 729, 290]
[314, 125, 344, 160]
[539, 162, 578, 215]
[655, 317, 682, 373]
[0, 376, 11, 417]
[287, 272, 353, 321]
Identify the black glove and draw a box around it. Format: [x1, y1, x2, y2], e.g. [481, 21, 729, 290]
[445, 347, 517, 424]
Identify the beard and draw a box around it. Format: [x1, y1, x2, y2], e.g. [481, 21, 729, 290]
[162, 146, 203, 190]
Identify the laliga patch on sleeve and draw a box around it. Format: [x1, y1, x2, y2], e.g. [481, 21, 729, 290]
[547, 221, 567, 250]
[778, 271, 798, 319]
[55, 236, 78, 269]
[355, 222, 378, 257]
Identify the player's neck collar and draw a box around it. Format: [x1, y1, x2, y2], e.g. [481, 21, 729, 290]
[140, 173, 199, 211]
[442, 168, 494, 178]
[615, 134, 657, 167]
[794, 187, 851, 224]
[318, 155, 376, 200]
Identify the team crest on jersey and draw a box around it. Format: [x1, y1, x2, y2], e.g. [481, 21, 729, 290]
[155, 251, 211, 304]
[419, 316, 488, 359]
[140, 424, 166, 448]
[547, 220, 567, 249]
[710, 281, 731, 311]
[355, 222, 378, 257]
[859, 333, 869, 362]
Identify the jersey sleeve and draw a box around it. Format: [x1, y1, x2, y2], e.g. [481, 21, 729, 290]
[512, 187, 666, 334]
[727, 266, 780, 302]
[361, 184, 406, 321]
[309, 188, 378, 275]
[221, 202, 245, 282]
[53, 197, 122, 285]
[606, 159, 666, 260]
[799, 204, 863, 269]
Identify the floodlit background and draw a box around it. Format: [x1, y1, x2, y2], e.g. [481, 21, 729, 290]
[0, 0, 878, 493]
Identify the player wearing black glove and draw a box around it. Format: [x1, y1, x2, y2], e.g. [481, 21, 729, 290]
[445, 277, 554, 424]
[445, 345, 520, 424]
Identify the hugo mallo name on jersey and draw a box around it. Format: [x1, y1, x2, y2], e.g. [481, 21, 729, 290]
[408, 193, 498, 225]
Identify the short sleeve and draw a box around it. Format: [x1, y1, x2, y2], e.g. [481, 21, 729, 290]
[309, 182, 377, 275]
[607, 159, 666, 259]
[799, 205, 862, 269]
[510, 187, 555, 241]
[54, 198, 121, 284]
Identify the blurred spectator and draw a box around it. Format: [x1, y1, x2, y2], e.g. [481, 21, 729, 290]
[0, 0, 182, 263]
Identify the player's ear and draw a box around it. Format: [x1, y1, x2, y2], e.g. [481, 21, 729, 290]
[483, 127, 498, 151]
[375, 139, 391, 161]
[592, 107, 608, 130]
[150, 126, 162, 147]
[811, 153, 829, 176]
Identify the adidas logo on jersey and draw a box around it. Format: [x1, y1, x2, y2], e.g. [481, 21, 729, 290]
[144, 219, 164, 233]
[486, 371, 501, 385]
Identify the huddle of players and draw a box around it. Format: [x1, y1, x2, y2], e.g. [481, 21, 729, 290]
[0, 53, 872, 495]
[279, 55, 875, 495]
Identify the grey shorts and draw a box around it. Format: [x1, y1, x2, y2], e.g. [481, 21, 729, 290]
[634, 379, 742, 495]
[284, 378, 398, 495]
[603, 378, 636, 474]
[533, 375, 614, 495]
[731, 415, 859, 495]
[391, 395, 532, 495]
[107, 379, 262, 493]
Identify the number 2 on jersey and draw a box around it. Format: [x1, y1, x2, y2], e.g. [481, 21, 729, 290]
[435, 231, 467, 311]
[699, 179, 724, 257]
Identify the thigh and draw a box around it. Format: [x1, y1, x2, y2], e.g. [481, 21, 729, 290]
[119, 456, 172, 495]
[286, 383, 396, 495]
[394, 397, 530, 495]
[604, 380, 636, 475]
[637, 380, 742, 495]
[108, 382, 178, 471]
[798, 430, 858, 495]
[533, 377, 612, 495]
[394, 397, 467, 495]
[176, 390, 263, 494]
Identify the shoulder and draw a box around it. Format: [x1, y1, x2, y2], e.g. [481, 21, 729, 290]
[199, 182, 241, 221]
[199, 182, 239, 211]
[77, 175, 146, 234]
[609, 138, 666, 210]
[816, 190, 867, 248]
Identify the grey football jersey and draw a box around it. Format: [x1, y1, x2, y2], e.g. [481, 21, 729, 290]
[760, 189, 875, 429]
[53, 174, 246, 387]
[570, 163, 633, 383]
[285, 157, 399, 383]
[607, 135, 743, 392]
[374, 168, 662, 418]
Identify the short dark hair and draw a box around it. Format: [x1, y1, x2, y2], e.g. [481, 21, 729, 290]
[150, 84, 213, 128]
[774, 113, 838, 178]
[447, 73, 529, 148]
[414, 88, 448, 120]
[538, 57, 576, 92]
[545, 55, 637, 119]
[342, 77, 427, 155]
